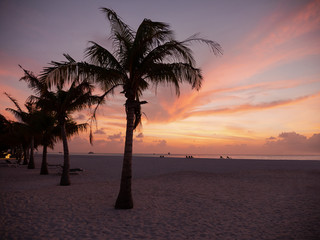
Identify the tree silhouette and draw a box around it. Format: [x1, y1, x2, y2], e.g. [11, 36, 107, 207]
[35, 72, 98, 185]
[5, 94, 43, 169]
[44, 8, 222, 208]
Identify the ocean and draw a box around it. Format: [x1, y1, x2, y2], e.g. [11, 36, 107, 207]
[48, 152, 320, 161]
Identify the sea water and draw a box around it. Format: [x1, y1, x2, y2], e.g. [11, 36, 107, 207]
[48, 152, 320, 161]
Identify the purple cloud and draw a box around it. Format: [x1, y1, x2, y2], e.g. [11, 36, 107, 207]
[265, 132, 320, 154]
[108, 132, 122, 141]
[94, 129, 106, 134]
[136, 133, 144, 138]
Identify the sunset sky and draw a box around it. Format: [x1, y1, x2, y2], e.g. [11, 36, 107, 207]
[1, 0, 319, 155]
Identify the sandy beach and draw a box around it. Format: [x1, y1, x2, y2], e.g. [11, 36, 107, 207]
[1, 154, 320, 240]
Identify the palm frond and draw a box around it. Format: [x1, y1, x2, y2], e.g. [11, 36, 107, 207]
[27, 95, 41, 105]
[133, 19, 173, 60]
[19, 65, 47, 96]
[144, 62, 202, 96]
[79, 62, 124, 90]
[85, 41, 123, 70]
[182, 33, 223, 56]
[100, 8, 134, 61]
[4, 92, 23, 113]
[65, 120, 88, 139]
[139, 40, 197, 75]
[41, 59, 78, 88]
[5, 108, 26, 122]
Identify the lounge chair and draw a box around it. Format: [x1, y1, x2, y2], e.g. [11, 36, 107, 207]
[0, 159, 18, 167]
[53, 165, 84, 175]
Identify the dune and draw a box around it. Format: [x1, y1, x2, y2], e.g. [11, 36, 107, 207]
[1, 155, 320, 239]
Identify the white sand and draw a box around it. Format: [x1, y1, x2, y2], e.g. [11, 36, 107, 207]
[1, 155, 320, 239]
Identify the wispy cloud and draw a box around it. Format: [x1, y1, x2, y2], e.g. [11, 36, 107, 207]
[251, 0, 320, 50]
[188, 92, 319, 117]
[107, 132, 123, 141]
[94, 128, 106, 134]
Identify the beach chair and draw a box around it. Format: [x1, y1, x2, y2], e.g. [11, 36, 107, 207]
[54, 165, 84, 175]
[0, 159, 19, 167]
[48, 164, 63, 174]
[69, 168, 84, 174]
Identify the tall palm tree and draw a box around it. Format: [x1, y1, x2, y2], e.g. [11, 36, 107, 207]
[44, 8, 222, 208]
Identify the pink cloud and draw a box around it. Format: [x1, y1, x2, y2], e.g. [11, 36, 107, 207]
[255, 0, 320, 50]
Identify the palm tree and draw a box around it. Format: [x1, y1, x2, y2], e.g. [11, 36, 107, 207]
[5, 94, 42, 169]
[11, 121, 30, 165]
[38, 112, 87, 175]
[35, 78, 98, 185]
[44, 8, 222, 208]
[0, 114, 12, 156]
[19, 66, 60, 174]
[19, 65, 94, 177]
[0, 115, 28, 163]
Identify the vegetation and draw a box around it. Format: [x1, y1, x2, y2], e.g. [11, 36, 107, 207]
[35, 74, 98, 185]
[19, 66, 91, 177]
[1, 8, 221, 208]
[43, 8, 222, 208]
[5, 94, 43, 169]
[3, 65, 96, 185]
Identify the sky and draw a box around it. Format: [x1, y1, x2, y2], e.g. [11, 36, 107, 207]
[0, 0, 319, 155]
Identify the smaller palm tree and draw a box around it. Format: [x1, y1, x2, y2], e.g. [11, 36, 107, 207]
[36, 74, 99, 185]
[0, 114, 12, 155]
[20, 66, 58, 174]
[37, 112, 58, 174]
[0, 116, 29, 163]
[5, 93, 42, 169]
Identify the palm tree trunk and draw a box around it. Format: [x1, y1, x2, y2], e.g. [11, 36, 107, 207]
[40, 144, 49, 175]
[28, 137, 35, 169]
[23, 147, 28, 165]
[115, 99, 134, 209]
[16, 145, 22, 164]
[60, 122, 70, 186]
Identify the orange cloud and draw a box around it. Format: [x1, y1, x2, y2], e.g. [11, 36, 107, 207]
[188, 92, 320, 117]
[140, 76, 319, 124]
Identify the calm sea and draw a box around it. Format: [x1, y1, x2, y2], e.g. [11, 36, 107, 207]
[49, 152, 320, 161]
